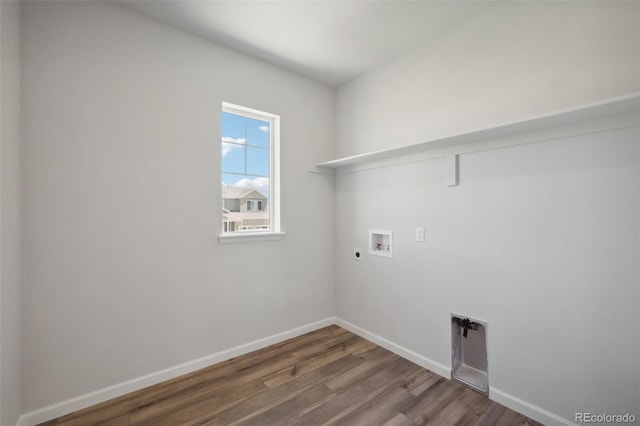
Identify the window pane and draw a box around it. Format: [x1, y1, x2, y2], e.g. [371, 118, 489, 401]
[223, 175, 270, 196]
[222, 173, 242, 187]
[222, 111, 245, 140]
[221, 144, 245, 174]
[246, 117, 270, 148]
[221, 104, 277, 235]
[247, 146, 269, 176]
[222, 172, 270, 231]
[222, 110, 246, 176]
[227, 175, 269, 199]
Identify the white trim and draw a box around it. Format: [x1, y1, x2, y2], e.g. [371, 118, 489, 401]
[335, 318, 575, 426]
[221, 102, 279, 122]
[271, 112, 281, 233]
[218, 231, 285, 244]
[16, 316, 576, 426]
[334, 318, 451, 379]
[221, 102, 281, 235]
[490, 387, 575, 426]
[16, 317, 335, 426]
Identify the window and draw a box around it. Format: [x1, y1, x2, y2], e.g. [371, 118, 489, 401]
[246, 200, 262, 211]
[220, 102, 280, 241]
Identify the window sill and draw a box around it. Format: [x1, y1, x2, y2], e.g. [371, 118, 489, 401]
[218, 232, 285, 244]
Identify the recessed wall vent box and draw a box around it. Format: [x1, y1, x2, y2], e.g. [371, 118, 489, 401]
[369, 230, 392, 258]
[451, 314, 488, 395]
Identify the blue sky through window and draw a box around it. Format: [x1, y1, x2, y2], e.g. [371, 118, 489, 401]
[222, 111, 270, 197]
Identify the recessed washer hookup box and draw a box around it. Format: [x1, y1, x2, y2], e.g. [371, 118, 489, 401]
[451, 314, 488, 395]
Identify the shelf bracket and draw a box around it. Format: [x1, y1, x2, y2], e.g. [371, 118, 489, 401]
[445, 154, 459, 186]
[307, 167, 335, 176]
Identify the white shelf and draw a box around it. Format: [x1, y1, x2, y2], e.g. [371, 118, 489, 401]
[316, 93, 640, 169]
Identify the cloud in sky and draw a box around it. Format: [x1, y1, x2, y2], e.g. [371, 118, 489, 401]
[222, 137, 245, 157]
[258, 125, 270, 133]
[234, 176, 269, 196]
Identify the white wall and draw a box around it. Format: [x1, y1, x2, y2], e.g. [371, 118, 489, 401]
[0, 1, 22, 424]
[21, 0, 335, 412]
[335, 1, 640, 424]
[335, 126, 639, 423]
[17, 0, 640, 422]
[336, 1, 640, 158]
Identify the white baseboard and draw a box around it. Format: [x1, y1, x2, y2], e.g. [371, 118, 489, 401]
[334, 317, 451, 379]
[17, 316, 573, 426]
[490, 387, 574, 426]
[335, 318, 574, 426]
[17, 317, 335, 426]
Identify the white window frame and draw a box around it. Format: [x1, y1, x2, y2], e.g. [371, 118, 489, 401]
[219, 102, 283, 244]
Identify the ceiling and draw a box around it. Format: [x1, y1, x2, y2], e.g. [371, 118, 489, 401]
[118, 1, 495, 87]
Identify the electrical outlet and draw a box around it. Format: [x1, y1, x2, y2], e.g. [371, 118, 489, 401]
[416, 227, 425, 242]
[353, 248, 363, 261]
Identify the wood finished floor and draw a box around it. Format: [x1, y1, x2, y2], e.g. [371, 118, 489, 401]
[40, 326, 542, 426]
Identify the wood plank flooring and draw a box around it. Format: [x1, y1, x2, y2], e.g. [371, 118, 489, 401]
[40, 326, 542, 426]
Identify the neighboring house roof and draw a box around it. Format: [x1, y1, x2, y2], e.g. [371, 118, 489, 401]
[222, 186, 267, 200]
